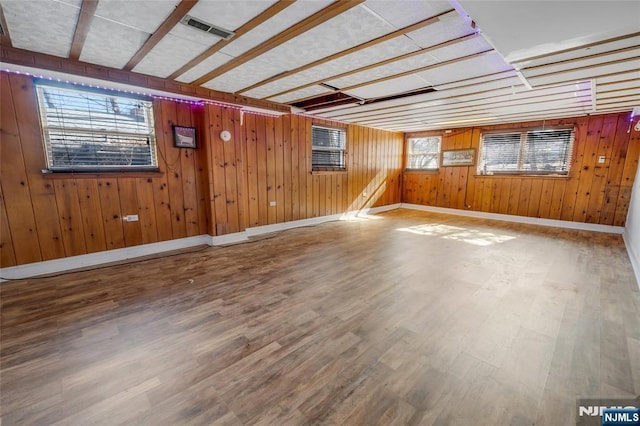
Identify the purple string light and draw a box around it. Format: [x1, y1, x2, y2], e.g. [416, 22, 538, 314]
[1, 68, 283, 117]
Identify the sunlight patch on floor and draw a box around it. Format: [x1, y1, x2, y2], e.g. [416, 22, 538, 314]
[396, 223, 517, 246]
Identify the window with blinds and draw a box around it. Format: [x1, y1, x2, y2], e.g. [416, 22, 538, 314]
[406, 136, 441, 170]
[312, 125, 346, 171]
[478, 128, 575, 175]
[35, 82, 157, 172]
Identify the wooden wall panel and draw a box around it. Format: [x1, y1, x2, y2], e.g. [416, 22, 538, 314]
[403, 112, 638, 226]
[0, 74, 403, 267]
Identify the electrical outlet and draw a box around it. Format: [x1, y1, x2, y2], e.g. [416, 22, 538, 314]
[124, 214, 139, 222]
[269, 201, 276, 207]
[598, 155, 606, 163]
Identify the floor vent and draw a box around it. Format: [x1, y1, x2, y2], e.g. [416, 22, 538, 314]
[181, 15, 235, 40]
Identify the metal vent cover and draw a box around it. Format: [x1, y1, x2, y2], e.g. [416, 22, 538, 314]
[180, 15, 235, 40]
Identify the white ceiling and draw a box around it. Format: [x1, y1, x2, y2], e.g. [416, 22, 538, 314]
[1, 0, 638, 131]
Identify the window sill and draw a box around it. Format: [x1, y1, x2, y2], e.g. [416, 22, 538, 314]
[474, 173, 570, 179]
[404, 169, 439, 174]
[42, 169, 163, 179]
[311, 169, 347, 175]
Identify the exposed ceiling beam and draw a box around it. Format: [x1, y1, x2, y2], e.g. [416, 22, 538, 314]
[358, 90, 590, 126]
[321, 72, 519, 118]
[69, 0, 99, 60]
[168, 0, 296, 80]
[521, 44, 640, 72]
[339, 49, 496, 93]
[124, 0, 199, 71]
[0, 3, 12, 47]
[513, 31, 640, 64]
[191, 0, 367, 86]
[286, 49, 497, 106]
[265, 32, 479, 101]
[1, 45, 290, 113]
[238, 8, 456, 95]
[525, 56, 640, 80]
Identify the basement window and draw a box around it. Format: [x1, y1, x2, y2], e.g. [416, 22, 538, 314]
[312, 125, 346, 171]
[478, 128, 575, 175]
[406, 136, 441, 170]
[35, 81, 158, 172]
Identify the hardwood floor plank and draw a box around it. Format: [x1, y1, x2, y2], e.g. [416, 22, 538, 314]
[1, 209, 637, 425]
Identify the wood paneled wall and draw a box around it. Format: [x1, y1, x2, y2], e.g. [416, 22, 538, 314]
[403, 113, 640, 226]
[0, 73, 403, 267]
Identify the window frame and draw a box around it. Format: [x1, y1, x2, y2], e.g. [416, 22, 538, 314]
[477, 126, 575, 176]
[35, 80, 159, 173]
[405, 135, 442, 171]
[311, 124, 347, 172]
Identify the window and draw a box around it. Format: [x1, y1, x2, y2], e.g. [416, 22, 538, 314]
[478, 128, 575, 175]
[35, 82, 157, 172]
[406, 136, 441, 170]
[312, 125, 346, 171]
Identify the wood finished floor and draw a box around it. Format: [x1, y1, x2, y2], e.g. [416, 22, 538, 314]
[1, 209, 639, 425]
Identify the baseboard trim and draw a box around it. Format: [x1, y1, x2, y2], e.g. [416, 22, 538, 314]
[622, 231, 640, 290]
[0, 204, 401, 280]
[400, 203, 625, 235]
[0, 235, 211, 281]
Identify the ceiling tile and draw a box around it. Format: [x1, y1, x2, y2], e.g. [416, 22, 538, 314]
[344, 74, 431, 99]
[325, 51, 439, 89]
[269, 85, 333, 104]
[132, 33, 214, 78]
[80, 17, 149, 69]
[1, 0, 80, 57]
[418, 52, 513, 86]
[219, 0, 333, 58]
[207, 4, 397, 95]
[427, 36, 493, 62]
[363, 0, 453, 28]
[243, 37, 421, 99]
[93, 0, 179, 34]
[186, 0, 278, 32]
[405, 11, 474, 48]
[250, 5, 395, 76]
[175, 52, 235, 83]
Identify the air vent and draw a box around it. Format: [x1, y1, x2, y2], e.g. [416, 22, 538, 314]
[180, 15, 235, 40]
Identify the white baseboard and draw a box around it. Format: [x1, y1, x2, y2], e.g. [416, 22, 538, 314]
[0, 203, 401, 280]
[0, 235, 211, 281]
[400, 203, 625, 234]
[622, 231, 640, 290]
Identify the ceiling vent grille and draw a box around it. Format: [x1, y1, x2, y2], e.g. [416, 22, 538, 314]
[180, 15, 235, 40]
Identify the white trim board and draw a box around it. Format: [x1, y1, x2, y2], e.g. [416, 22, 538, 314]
[0, 204, 400, 281]
[400, 203, 625, 234]
[622, 231, 640, 290]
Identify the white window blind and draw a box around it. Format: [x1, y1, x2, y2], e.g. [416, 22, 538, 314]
[478, 128, 575, 175]
[406, 136, 441, 170]
[35, 82, 157, 171]
[312, 125, 346, 170]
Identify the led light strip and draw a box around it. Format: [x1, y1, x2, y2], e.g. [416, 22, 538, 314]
[0, 68, 285, 118]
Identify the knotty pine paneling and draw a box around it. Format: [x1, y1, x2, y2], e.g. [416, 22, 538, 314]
[403, 112, 639, 226]
[0, 74, 209, 267]
[0, 74, 403, 267]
